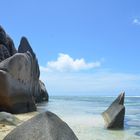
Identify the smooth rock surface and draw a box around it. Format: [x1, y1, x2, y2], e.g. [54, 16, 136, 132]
[4, 111, 79, 140]
[18, 37, 48, 102]
[102, 92, 125, 129]
[18, 37, 35, 58]
[0, 53, 37, 113]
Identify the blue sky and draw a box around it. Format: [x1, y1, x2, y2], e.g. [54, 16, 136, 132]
[0, 0, 140, 96]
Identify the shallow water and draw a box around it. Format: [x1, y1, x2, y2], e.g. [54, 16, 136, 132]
[37, 96, 140, 140]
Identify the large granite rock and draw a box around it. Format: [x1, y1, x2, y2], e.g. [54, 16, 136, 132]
[102, 92, 125, 129]
[0, 26, 7, 45]
[6, 35, 17, 56]
[4, 111, 79, 140]
[36, 80, 49, 103]
[0, 52, 37, 113]
[0, 26, 49, 113]
[0, 26, 17, 58]
[18, 37, 48, 102]
[0, 44, 10, 62]
[18, 37, 36, 58]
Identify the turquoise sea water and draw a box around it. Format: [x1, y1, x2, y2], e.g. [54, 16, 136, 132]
[38, 96, 140, 140]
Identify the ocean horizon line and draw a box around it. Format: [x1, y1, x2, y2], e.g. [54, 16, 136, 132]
[49, 94, 140, 98]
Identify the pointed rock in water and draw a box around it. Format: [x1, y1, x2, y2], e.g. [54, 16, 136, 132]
[4, 111, 79, 140]
[135, 131, 140, 137]
[102, 92, 125, 129]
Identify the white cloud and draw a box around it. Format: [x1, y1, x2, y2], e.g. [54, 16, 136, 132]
[133, 18, 140, 25]
[40, 53, 101, 72]
[40, 53, 140, 96]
